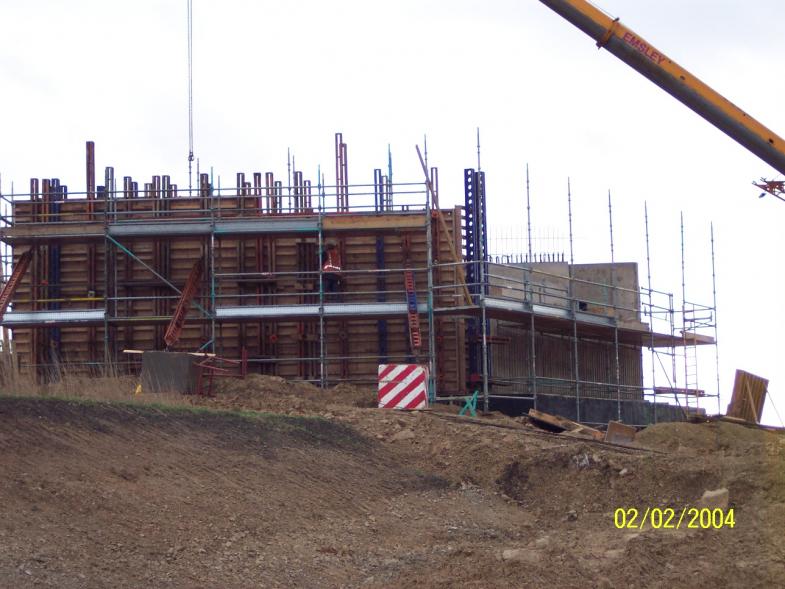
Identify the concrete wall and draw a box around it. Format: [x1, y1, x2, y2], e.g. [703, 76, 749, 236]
[572, 263, 641, 324]
[487, 395, 686, 426]
[487, 261, 643, 324]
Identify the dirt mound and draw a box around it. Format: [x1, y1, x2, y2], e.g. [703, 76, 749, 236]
[635, 420, 780, 455]
[211, 375, 377, 415]
[1, 392, 784, 588]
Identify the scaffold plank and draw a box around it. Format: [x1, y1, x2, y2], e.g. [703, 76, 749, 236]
[2, 309, 104, 325]
[215, 302, 428, 320]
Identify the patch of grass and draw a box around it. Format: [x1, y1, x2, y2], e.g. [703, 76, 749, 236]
[0, 393, 371, 453]
[0, 391, 318, 423]
[0, 365, 377, 453]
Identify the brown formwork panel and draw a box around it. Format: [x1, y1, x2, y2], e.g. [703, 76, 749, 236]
[8, 201, 464, 392]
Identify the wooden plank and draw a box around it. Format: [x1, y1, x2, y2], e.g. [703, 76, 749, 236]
[527, 409, 604, 441]
[322, 213, 425, 232]
[679, 330, 716, 345]
[653, 386, 706, 397]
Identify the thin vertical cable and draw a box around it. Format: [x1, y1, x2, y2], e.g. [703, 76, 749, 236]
[476, 128, 481, 172]
[187, 0, 194, 192]
[526, 164, 532, 262]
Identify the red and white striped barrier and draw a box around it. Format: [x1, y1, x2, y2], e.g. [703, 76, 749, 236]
[378, 364, 429, 410]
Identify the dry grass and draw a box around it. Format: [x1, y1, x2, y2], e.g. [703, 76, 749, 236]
[0, 357, 191, 409]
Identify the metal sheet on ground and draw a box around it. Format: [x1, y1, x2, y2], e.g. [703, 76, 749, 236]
[140, 351, 200, 394]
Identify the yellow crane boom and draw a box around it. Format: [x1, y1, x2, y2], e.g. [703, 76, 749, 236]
[539, 0, 785, 190]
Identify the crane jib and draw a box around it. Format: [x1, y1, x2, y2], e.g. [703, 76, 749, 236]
[539, 0, 785, 178]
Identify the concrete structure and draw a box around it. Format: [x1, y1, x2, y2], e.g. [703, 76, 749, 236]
[0, 137, 719, 424]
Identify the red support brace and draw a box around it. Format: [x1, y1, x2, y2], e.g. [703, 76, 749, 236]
[0, 250, 33, 321]
[164, 257, 204, 349]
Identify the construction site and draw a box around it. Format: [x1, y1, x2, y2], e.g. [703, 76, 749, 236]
[0, 135, 721, 425]
[1, 1, 783, 587]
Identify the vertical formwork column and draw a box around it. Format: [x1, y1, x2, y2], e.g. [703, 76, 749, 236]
[334, 133, 348, 212]
[48, 179, 62, 371]
[374, 169, 383, 213]
[86, 141, 95, 219]
[375, 237, 388, 365]
[478, 171, 489, 413]
[40, 179, 51, 378]
[464, 167, 489, 410]
[464, 170, 478, 387]
[86, 142, 99, 370]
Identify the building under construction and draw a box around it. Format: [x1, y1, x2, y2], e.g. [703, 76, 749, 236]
[0, 135, 719, 425]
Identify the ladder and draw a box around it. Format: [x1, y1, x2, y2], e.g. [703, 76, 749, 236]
[683, 332, 699, 410]
[682, 305, 700, 411]
[164, 257, 204, 349]
[0, 250, 33, 321]
[404, 270, 421, 352]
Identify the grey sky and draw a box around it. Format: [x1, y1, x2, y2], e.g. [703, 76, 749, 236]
[1, 1, 782, 423]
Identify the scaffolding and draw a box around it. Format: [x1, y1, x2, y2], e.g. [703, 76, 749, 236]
[0, 138, 720, 425]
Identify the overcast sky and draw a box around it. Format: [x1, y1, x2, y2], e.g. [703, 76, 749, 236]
[1, 1, 783, 424]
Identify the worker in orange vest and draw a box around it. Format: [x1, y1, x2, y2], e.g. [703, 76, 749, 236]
[321, 243, 342, 298]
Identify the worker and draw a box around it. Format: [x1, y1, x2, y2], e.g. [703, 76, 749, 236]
[321, 242, 342, 299]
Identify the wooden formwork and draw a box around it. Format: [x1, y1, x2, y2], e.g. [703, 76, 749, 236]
[5, 195, 468, 393]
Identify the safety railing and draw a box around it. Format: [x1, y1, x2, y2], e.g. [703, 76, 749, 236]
[0, 181, 430, 226]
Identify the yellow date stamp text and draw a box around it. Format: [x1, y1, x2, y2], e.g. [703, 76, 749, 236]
[613, 507, 735, 530]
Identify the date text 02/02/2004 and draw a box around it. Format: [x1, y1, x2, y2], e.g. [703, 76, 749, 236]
[613, 507, 735, 530]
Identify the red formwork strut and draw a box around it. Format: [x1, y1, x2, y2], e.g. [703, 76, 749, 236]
[403, 270, 422, 352]
[164, 257, 204, 349]
[193, 348, 248, 396]
[0, 250, 33, 321]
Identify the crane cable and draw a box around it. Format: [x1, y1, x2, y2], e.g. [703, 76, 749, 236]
[187, 0, 194, 192]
